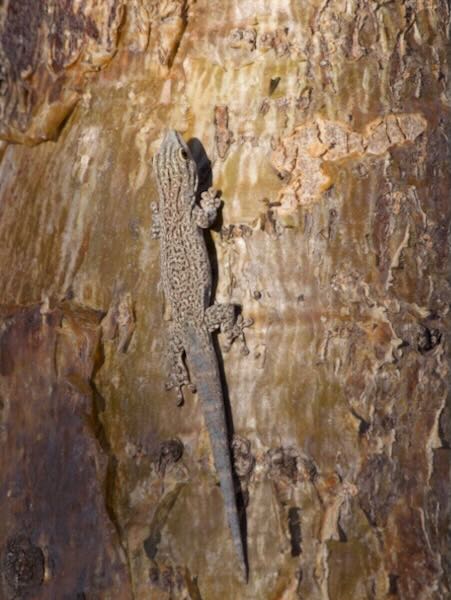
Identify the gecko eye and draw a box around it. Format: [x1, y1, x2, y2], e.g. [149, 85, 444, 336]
[178, 148, 188, 160]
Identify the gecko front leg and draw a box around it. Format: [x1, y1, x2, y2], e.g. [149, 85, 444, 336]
[205, 303, 253, 355]
[193, 187, 221, 228]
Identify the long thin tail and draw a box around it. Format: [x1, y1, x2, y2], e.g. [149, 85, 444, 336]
[184, 324, 248, 581]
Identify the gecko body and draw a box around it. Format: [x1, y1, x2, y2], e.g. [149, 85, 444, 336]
[152, 130, 250, 579]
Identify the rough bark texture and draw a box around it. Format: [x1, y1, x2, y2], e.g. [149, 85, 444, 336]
[0, 1, 450, 599]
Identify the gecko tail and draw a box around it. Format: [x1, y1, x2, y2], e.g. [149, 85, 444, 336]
[208, 410, 249, 582]
[184, 325, 248, 582]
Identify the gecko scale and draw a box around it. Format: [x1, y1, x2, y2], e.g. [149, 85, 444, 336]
[152, 130, 251, 579]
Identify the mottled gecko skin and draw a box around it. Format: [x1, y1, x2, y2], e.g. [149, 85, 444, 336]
[152, 130, 250, 579]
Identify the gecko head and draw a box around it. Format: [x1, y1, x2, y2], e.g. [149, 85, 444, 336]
[153, 130, 198, 202]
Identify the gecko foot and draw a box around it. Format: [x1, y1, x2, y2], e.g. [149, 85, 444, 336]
[175, 383, 197, 406]
[205, 303, 253, 355]
[200, 187, 221, 212]
[224, 315, 253, 355]
[165, 379, 196, 406]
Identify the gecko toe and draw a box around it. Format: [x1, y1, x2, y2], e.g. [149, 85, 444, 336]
[176, 389, 184, 406]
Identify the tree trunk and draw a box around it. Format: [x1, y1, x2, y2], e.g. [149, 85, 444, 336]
[0, 1, 449, 599]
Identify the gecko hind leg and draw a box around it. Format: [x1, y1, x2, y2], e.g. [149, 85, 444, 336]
[205, 303, 253, 355]
[165, 324, 195, 405]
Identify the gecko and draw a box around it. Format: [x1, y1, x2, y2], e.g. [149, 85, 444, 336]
[152, 130, 252, 580]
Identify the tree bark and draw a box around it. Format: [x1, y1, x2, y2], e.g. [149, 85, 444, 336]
[0, 1, 449, 599]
